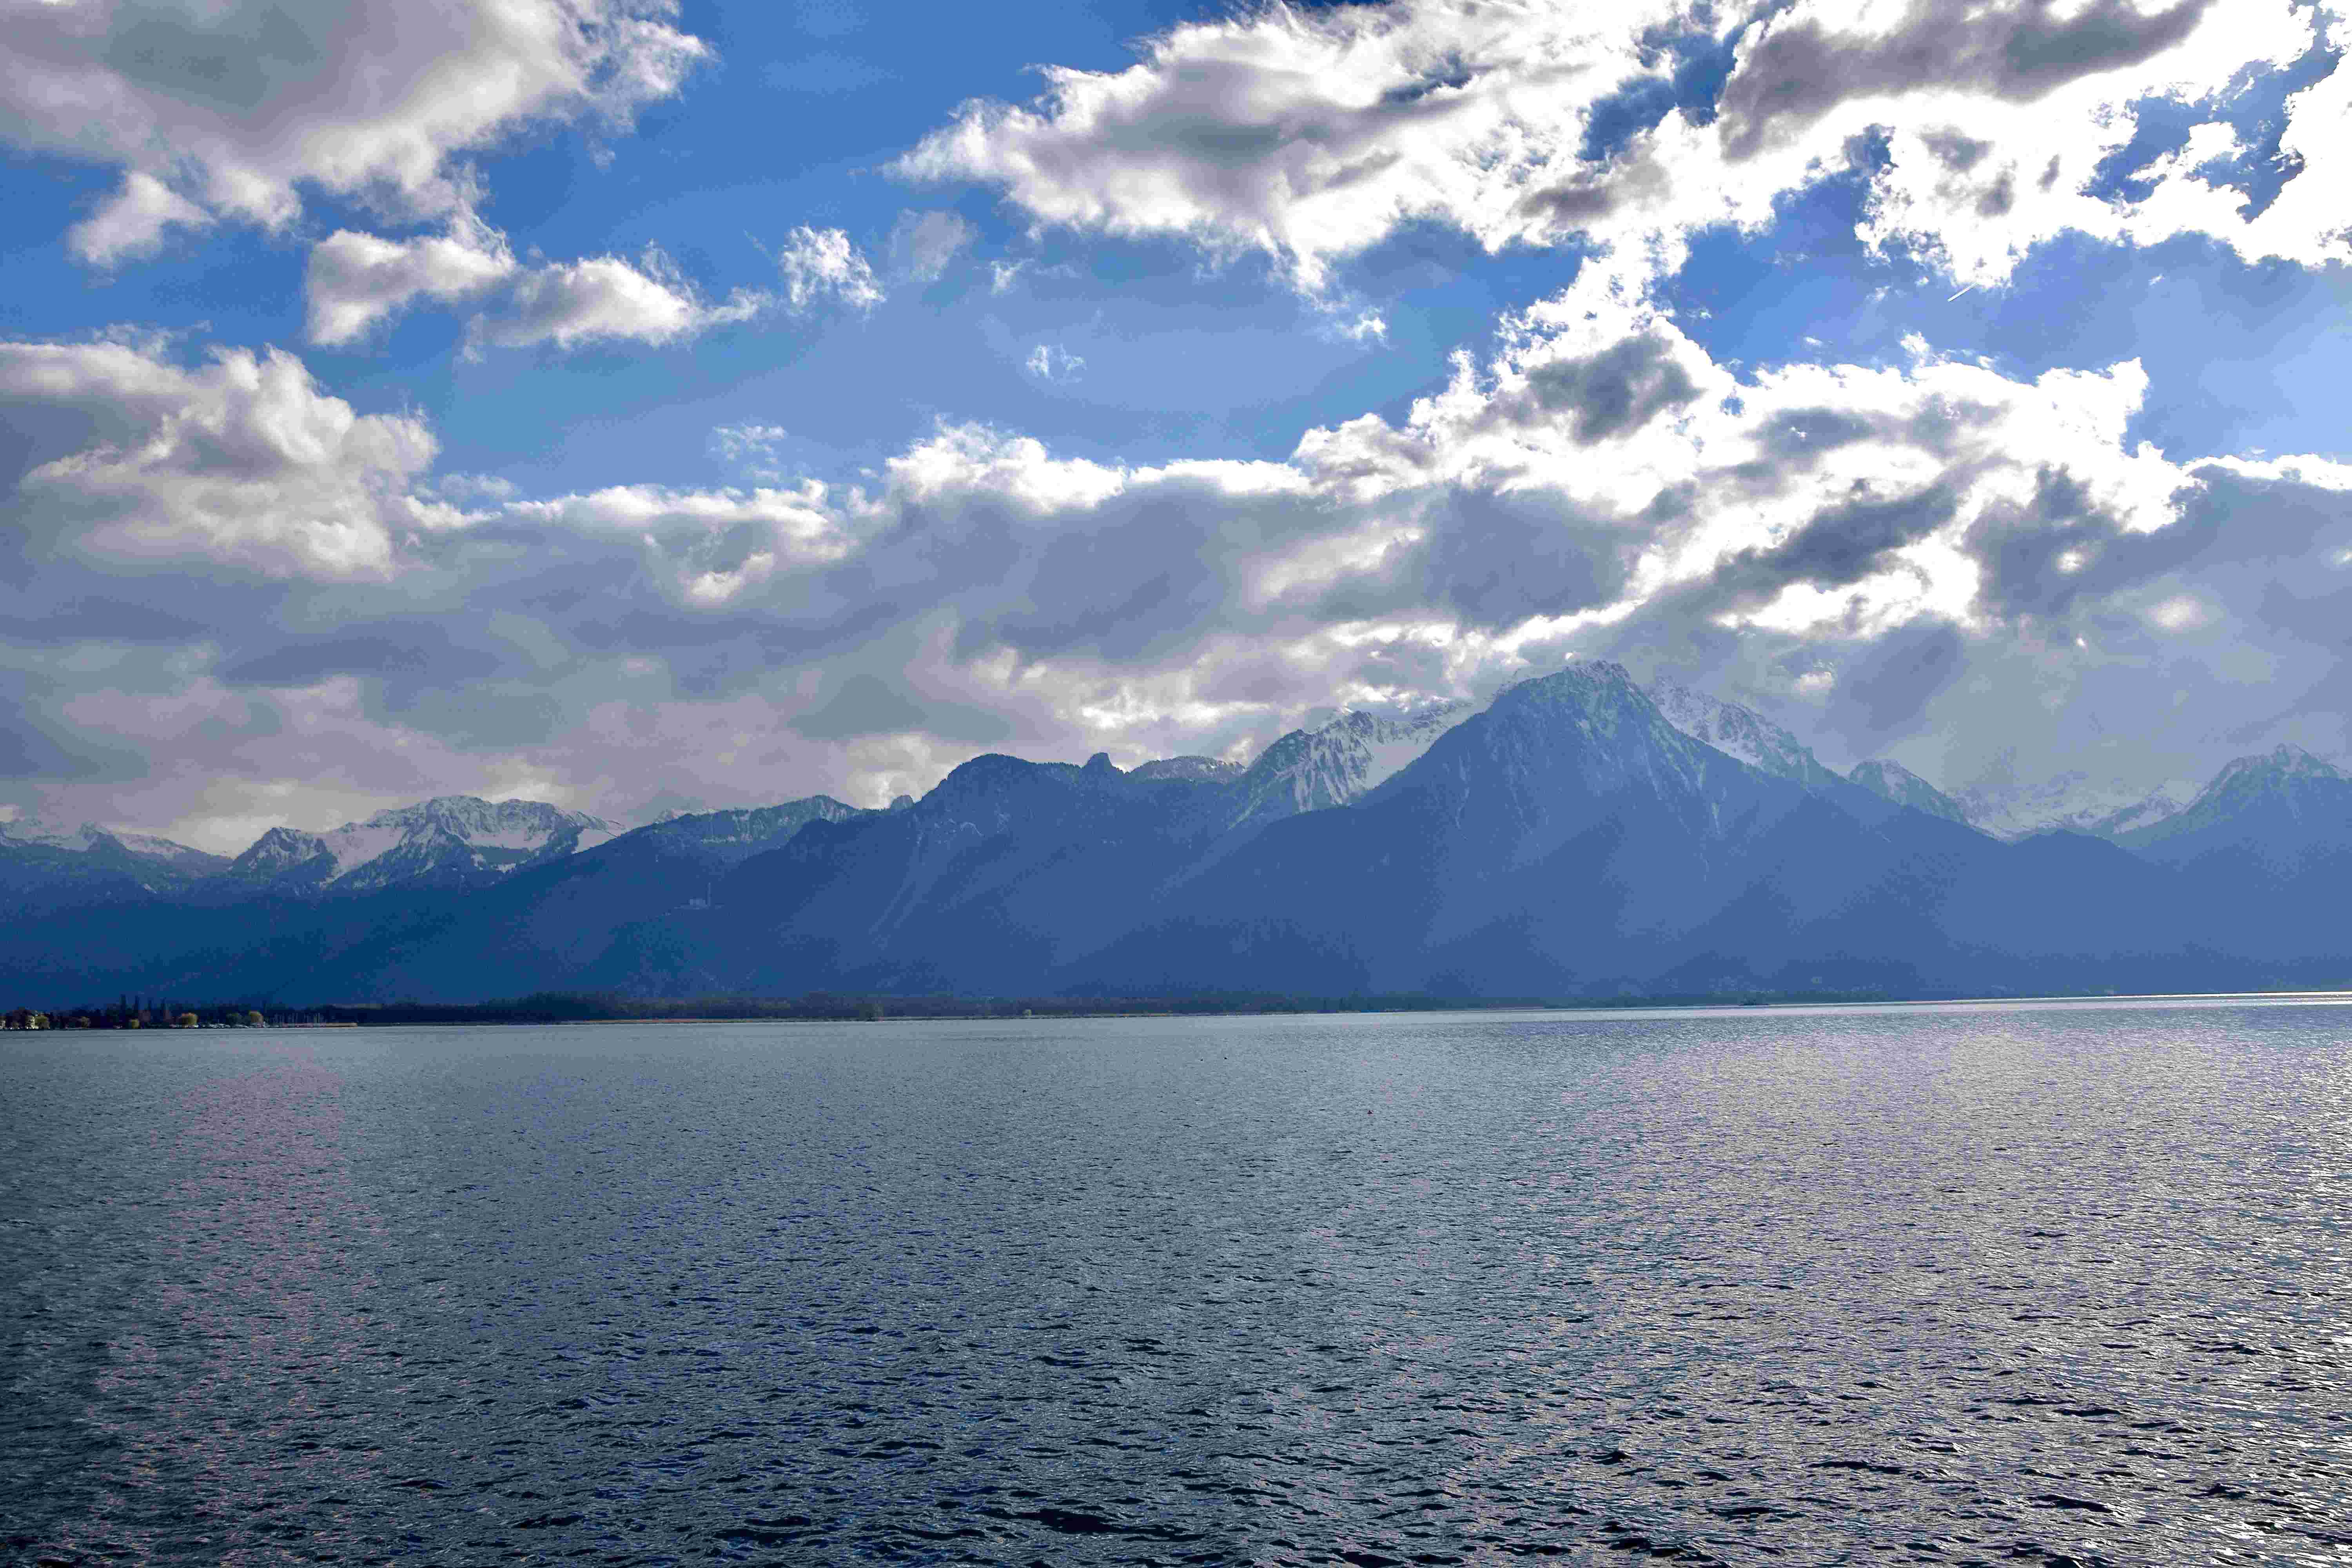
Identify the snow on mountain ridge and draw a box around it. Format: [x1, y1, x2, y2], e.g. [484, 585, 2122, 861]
[1645, 675, 1846, 796]
[1849, 759, 1972, 825]
[1130, 755, 1245, 784]
[1, 819, 211, 859]
[1228, 701, 1477, 829]
[223, 795, 621, 891]
[0, 818, 225, 871]
[1956, 771, 2201, 841]
[2076, 784, 2195, 839]
[2206, 743, 2348, 789]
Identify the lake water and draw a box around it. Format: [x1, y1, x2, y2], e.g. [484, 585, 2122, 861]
[5, 1000, 2351, 1565]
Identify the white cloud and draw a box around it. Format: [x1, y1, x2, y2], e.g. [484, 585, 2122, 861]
[888, 208, 977, 281]
[777, 226, 884, 312]
[0, 337, 468, 579]
[307, 224, 767, 350]
[898, 0, 2336, 294]
[5, 0, 708, 263]
[475, 249, 767, 351]
[68, 171, 213, 266]
[507, 480, 853, 604]
[306, 221, 518, 345]
[14, 179, 2352, 834]
[1024, 343, 1085, 382]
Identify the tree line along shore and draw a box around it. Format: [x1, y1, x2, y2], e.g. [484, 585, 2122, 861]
[0, 986, 1961, 1032]
[2, 998, 336, 1030]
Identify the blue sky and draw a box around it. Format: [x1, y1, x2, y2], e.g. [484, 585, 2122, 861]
[2, 0, 2349, 850]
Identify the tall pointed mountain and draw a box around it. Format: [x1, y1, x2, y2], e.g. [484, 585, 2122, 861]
[2105, 744, 2352, 970]
[1079, 664, 1962, 996]
[2118, 745, 2352, 864]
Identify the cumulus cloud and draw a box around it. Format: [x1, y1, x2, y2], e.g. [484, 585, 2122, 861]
[474, 249, 768, 350]
[0, 336, 468, 579]
[11, 298, 2352, 843]
[305, 220, 519, 345]
[68, 171, 212, 266]
[14, 0, 2352, 851]
[777, 226, 884, 311]
[306, 222, 768, 350]
[6, 0, 707, 264]
[508, 479, 853, 604]
[898, 0, 2337, 291]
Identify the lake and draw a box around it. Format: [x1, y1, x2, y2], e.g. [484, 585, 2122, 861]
[5, 1000, 2350, 1564]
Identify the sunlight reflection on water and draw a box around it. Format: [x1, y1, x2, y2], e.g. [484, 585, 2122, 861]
[4, 1002, 2350, 1564]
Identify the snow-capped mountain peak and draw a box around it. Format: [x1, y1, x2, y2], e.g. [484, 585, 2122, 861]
[1130, 755, 1245, 784]
[1, 819, 103, 853]
[2208, 743, 2348, 791]
[223, 796, 621, 894]
[1956, 769, 2201, 841]
[1645, 675, 1845, 796]
[0, 818, 225, 870]
[1229, 700, 1477, 828]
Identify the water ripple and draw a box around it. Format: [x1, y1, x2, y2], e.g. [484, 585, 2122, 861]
[4, 1002, 2351, 1563]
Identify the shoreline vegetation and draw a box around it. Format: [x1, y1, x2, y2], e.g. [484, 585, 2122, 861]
[9, 985, 2351, 1031]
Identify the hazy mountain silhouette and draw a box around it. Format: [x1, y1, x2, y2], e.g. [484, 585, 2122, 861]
[9, 670, 2352, 1004]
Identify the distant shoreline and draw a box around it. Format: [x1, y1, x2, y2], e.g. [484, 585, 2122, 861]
[17, 986, 2351, 1036]
[290, 985, 2352, 1027]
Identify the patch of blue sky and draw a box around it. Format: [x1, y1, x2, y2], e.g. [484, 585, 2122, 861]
[0, 0, 1215, 473]
[1661, 97, 2350, 466]
[2083, 27, 2341, 214]
[1580, 18, 1748, 160]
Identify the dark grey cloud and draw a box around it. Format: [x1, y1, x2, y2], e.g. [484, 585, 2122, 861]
[1753, 406, 1881, 461]
[1727, 397, 1998, 491]
[0, 690, 103, 780]
[221, 632, 503, 688]
[955, 480, 1340, 663]
[1964, 463, 2347, 624]
[388, 684, 567, 749]
[1519, 331, 1702, 444]
[789, 671, 1014, 745]
[0, 592, 220, 646]
[1835, 619, 1966, 740]
[1713, 481, 1963, 604]
[1401, 486, 1636, 630]
[100, 5, 332, 117]
[1717, 0, 2214, 159]
[1920, 129, 1993, 171]
[0, 674, 152, 783]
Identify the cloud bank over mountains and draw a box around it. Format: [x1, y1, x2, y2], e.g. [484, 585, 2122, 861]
[1, 0, 2348, 853]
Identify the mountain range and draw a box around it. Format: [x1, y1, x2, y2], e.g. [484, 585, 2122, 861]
[5, 664, 2349, 1004]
